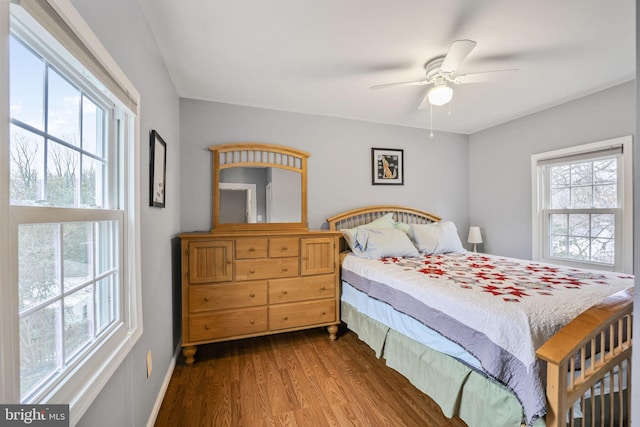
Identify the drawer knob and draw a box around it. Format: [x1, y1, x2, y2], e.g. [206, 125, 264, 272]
[320, 286, 326, 291]
[282, 290, 288, 295]
[282, 267, 288, 272]
[249, 247, 256, 252]
[204, 296, 210, 302]
[204, 325, 210, 330]
[281, 246, 288, 251]
[249, 269, 256, 274]
[283, 316, 288, 321]
[321, 311, 326, 316]
[249, 293, 255, 298]
[249, 320, 255, 325]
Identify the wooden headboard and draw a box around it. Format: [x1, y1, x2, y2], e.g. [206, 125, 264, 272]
[327, 205, 440, 231]
[327, 205, 441, 252]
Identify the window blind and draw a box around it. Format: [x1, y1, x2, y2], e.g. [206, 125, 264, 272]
[536, 144, 622, 167]
[16, 0, 138, 112]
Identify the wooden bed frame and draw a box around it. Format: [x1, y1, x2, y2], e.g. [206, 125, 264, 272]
[327, 205, 633, 427]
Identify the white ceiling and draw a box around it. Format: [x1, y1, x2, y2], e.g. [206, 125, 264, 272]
[138, 0, 635, 135]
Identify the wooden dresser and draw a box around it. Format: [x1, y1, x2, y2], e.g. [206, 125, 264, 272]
[179, 230, 341, 364]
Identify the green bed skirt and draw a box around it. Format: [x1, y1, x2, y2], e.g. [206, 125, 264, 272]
[341, 301, 546, 427]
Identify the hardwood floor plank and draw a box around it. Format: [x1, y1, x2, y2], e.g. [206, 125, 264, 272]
[278, 367, 311, 410]
[263, 411, 298, 427]
[291, 404, 333, 427]
[261, 353, 298, 415]
[239, 361, 271, 422]
[252, 350, 267, 385]
[155, 328, 468, 427]
[329, 402, 377, 427]
[282, 364, 325, 410]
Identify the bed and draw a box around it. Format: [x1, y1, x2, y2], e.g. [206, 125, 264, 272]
[327, 205, 633, 427]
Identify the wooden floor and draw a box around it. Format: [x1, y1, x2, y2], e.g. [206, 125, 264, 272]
[155, 327, 468, 427]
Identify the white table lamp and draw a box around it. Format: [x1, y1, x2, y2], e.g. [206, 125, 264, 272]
[468, 226, 483, 252]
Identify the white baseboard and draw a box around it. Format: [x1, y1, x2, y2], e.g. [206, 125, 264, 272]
[146, 344, 181, 427]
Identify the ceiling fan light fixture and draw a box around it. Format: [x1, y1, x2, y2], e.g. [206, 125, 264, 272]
[428, 84, 453, 106]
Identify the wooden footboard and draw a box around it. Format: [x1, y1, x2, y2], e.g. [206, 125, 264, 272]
[536, 288, 633, 427]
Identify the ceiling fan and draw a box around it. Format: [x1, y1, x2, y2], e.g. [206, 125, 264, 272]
[371, 39, 517, 108]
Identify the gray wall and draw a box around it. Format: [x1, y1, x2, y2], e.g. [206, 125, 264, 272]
[68, 0, 181, 426]
[468, 81, 635, 259]
[180, 100, 471, 241]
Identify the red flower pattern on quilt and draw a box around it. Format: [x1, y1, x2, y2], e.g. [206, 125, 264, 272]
[378, 253, 629, 303]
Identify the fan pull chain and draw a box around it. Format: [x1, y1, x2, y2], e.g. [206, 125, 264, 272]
[430, 104, 434, 138]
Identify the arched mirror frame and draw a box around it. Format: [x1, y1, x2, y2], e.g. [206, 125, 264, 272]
[210, 143, 310, 231]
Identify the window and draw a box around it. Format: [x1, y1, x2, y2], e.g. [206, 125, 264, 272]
[1, 0, 141, 423]
[531, 136, 633, 273]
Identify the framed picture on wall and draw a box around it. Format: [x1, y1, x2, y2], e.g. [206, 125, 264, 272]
[371, 148, 404, 185]
[150, 130, 167, 208]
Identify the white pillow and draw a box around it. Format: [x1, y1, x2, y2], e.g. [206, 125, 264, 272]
[394, 221, 412, 235]
[351, 228, 420, 259]
[410, 221, 464, 254]
[341, 213, 396, 251]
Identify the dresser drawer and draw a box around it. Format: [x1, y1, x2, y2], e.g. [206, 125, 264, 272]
[189, 281, 267, 312]
[269, 274, 335, 304]
[269, 299, 336, 331]
[236, 238, 268, 259]
[235, 257, 299, 281]
[189, 307, 268, 342]
[269, 237, 299, 258]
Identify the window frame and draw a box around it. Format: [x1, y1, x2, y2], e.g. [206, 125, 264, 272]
[531, 136, 633, 274]
[0, 0, 142, 424]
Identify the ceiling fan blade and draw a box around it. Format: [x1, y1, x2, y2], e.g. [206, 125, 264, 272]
[417, 92, 431, 110]
[441, 39, 477, 73]
[370, 79, 430, 90]
[455, 69, 517, 84]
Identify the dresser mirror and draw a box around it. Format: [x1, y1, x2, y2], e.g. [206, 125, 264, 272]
[211, 143, 309, 231]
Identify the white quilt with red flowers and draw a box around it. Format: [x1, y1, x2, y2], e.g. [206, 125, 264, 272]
[341, 251, 634, 425]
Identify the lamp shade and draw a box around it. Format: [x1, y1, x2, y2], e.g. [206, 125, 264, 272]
[467, 226, 482, 244]
[428, 84, 453, 106]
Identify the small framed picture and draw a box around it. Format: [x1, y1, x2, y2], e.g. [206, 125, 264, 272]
[371, 148, 404, 185]
[150, 130, 167, 208]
